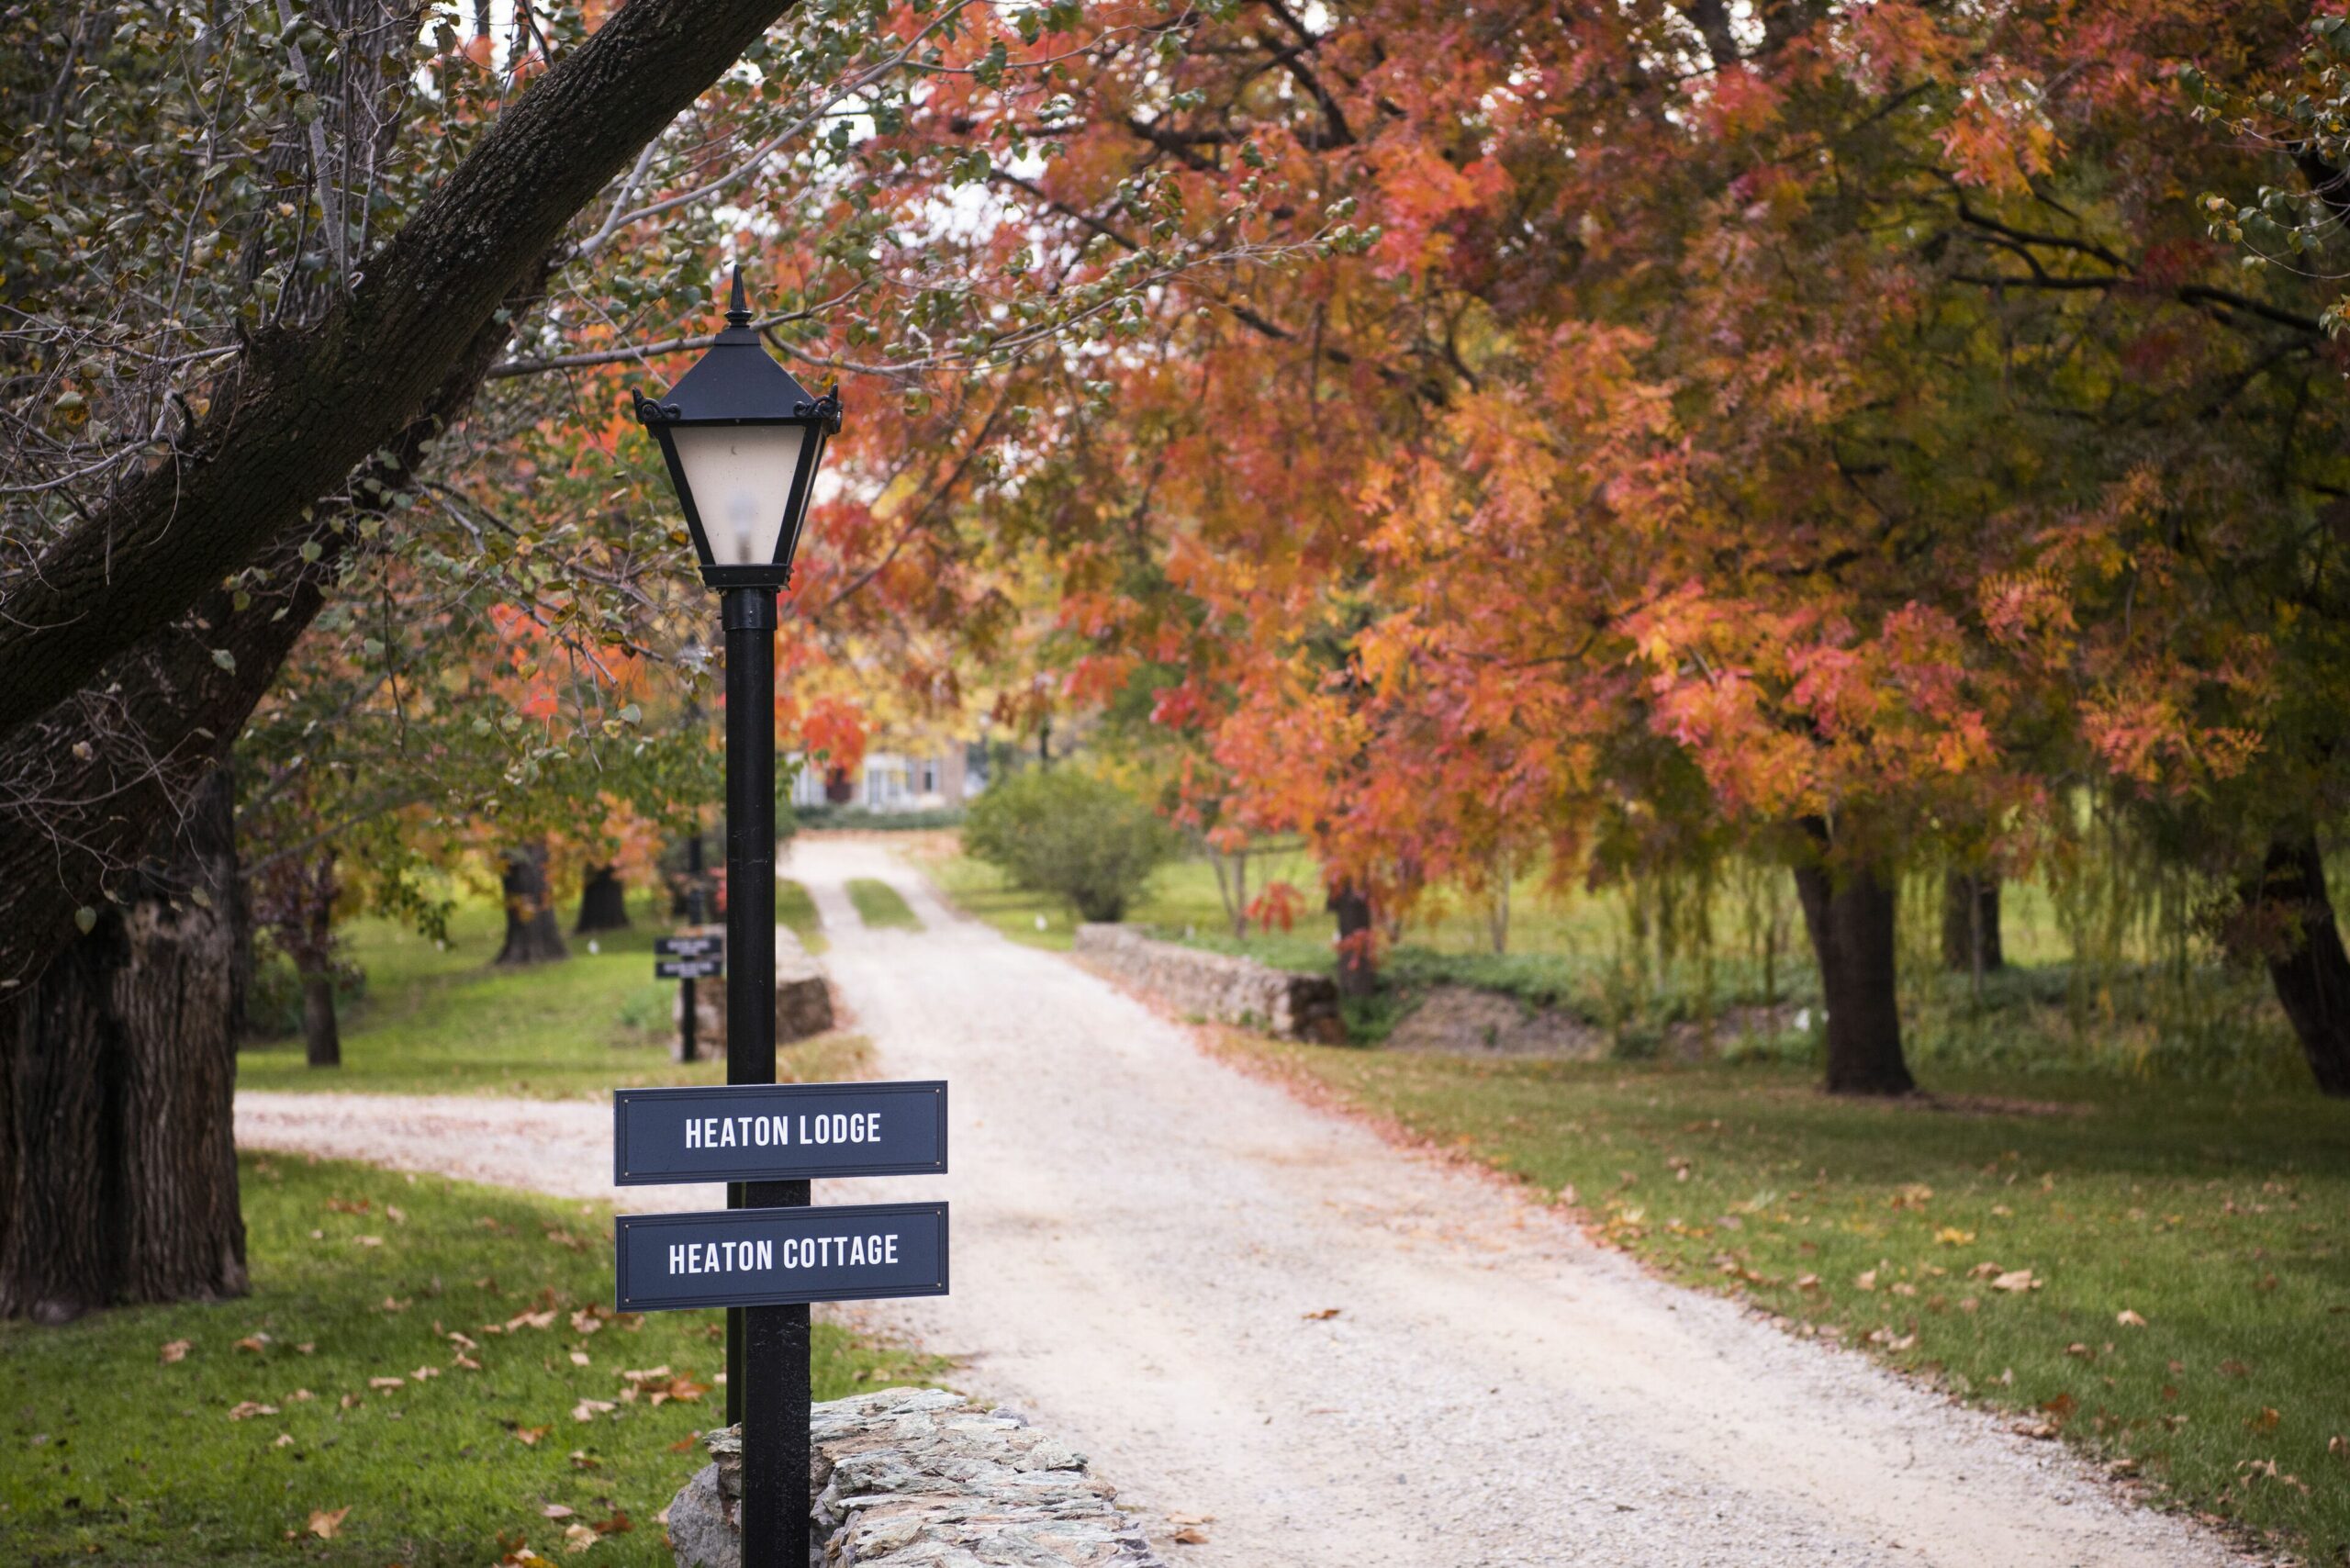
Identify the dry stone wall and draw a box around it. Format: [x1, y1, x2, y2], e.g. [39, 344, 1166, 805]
[1070, 924, 1340, 1041]
[666, 1387, 1165, 1567]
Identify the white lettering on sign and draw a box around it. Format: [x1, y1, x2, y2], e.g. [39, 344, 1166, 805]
[666, 1239, 778, 1275]
[793, 1113, 882, 1146]
[683, 1114, 805, 1150]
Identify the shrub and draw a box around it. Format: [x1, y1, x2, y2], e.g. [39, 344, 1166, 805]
[964, 769, 1175, 922]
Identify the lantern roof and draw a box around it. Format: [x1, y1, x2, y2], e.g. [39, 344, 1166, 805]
[652, 269, 820, 423]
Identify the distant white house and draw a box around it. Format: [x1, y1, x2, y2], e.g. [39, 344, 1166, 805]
[789, 744, 987, 812]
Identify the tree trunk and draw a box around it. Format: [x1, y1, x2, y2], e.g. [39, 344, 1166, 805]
[0, 767, 248, 1321]
[0, 0, 813, 741]
[2244, 834, 2350, 1097]
[498, 845, 568, 966]
[1328, 883, 1378, 1001]
[302, 971, 341, 1070]
[1791, 822, 1915, 1096]
[576, 864, 632, 932]
[1941, 871, 2004, 975]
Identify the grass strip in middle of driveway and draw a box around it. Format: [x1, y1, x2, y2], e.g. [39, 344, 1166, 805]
[846, 879, 923, 932]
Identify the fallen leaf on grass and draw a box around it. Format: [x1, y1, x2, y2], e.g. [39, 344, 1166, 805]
[542, 1504, 576, 1518]
[234, 1334, 269, 1353]
[273, 1433, 295, 1448]
[410, 1366, 442, 1381]
[666, 1433, 700, 1454]
[454, 1353, 483, 1372]
[2238, 1458, 2310, 1495]
[289, 1388, 314, 1402]
[1854, 1270, 1877, 1292]
[2116, 1309, 2147, 1328]
[340, 1394, 361, 1410]
[562, 1522, 599, 1554]
[1933, 1228, 1975, 1247]
[569, 1351, 590, 1367]
[569, 1307, 605, 1335]
[590, 1509, 632, 1536]
[512, 1425, 552, 1447]
[1968, 1261, 2004, 1280]
[1301, 1308, 1340, 1321]
[159, 1339, 192, 1364]
[508, 1309, 558, 1332]
[307, 1506, 349, 1540]
[2246, 1407, 2281, 1433]
[227, 1402, 278, 1420]
[368, 1376, 406, 1391]
[2220, 1359, 2252, 1378]
[570, 1399, 616, 1423]
[354, 1236, 384, 1249]
[1795, 1274, 1821, 1293]
[386, 1204, 406, 1225]
[1989, 1270, 2040, 1293]
[296, 1342, 315, 1354]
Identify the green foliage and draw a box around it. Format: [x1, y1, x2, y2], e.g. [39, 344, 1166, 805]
[793, 805, 968, 832]
[962, 770, 1175, 922]
[1254, 1044, 2350, 1561]
[845, 879, 922, 931]
[778, 878, 827, 955]
[0, 1153, 945, 1566]
[241, 940, 366, 1042]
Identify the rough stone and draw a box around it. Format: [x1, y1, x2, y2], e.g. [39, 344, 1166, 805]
[673, 926, 836, 1060]
[666, 1388, 1165, 1567]
[1070, 924, 1340, 1041]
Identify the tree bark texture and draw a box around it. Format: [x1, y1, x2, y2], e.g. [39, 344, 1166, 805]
[2245, 835, 2350, 1097]
[1941, 872, 2004, 974]
[576, 865, 632, 932]
[1328, 884, 1377, 1001]
[0, 768, 248, 1321]
[1791, 822, 1915, 1096]
[498, 845, 569, 965]
[0, 0, 807, 740]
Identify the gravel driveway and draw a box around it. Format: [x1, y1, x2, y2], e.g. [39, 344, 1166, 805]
[240, 836, 2251, 1568]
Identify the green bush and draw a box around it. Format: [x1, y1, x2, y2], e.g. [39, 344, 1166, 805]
[964, 769, 1175, 922]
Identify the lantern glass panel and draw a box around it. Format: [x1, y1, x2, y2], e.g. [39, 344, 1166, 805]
[671, 423, 808, 566]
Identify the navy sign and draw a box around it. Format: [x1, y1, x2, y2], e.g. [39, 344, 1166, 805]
[612, 1081, 947, 1187]
[655, 957, 722, 980]
[613, 1200, 948, 1312]
[655, 934, 724, 958]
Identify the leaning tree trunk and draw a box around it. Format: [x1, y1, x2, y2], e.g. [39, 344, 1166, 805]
[497, 844, 568, 966]
[2244, 835, 2350, 1097]
[0, 767, 248, 1321]
[1791, 821, 1915, 1096]
[1328, 883, 1378, 1002]
[575, 864, 632, 933]
[1941, 871, 2004, 976]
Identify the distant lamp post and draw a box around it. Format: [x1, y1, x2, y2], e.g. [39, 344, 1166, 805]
[633, 265, 840, 1568]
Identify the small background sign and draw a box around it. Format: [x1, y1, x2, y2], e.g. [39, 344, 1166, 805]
[655, 934, 725, 958]
[613, 1200, 948, 1311]
[655, 957, 722, 980]
[613, 1081, 947, 1186]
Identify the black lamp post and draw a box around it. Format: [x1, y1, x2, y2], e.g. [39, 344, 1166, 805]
[634, 267, 839, 1568]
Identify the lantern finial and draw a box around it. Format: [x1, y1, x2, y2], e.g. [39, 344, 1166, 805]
[726, 265, 752, 330]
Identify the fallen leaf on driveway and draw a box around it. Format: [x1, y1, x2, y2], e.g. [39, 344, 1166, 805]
[160, 1339, 192, 1364]
[307, 1506, 349, 1539]
[1301, 1308, 1340, 1321]
[1171, 1526, 1210, 1545]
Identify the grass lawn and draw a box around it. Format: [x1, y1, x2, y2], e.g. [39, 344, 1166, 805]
[778, 879, 826, 955]
[845, 879, 921, 932]
[1228, 1039, 2350, 1560]
[240, 895, 867, 1099]
[0, 1153, 943, 1567]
